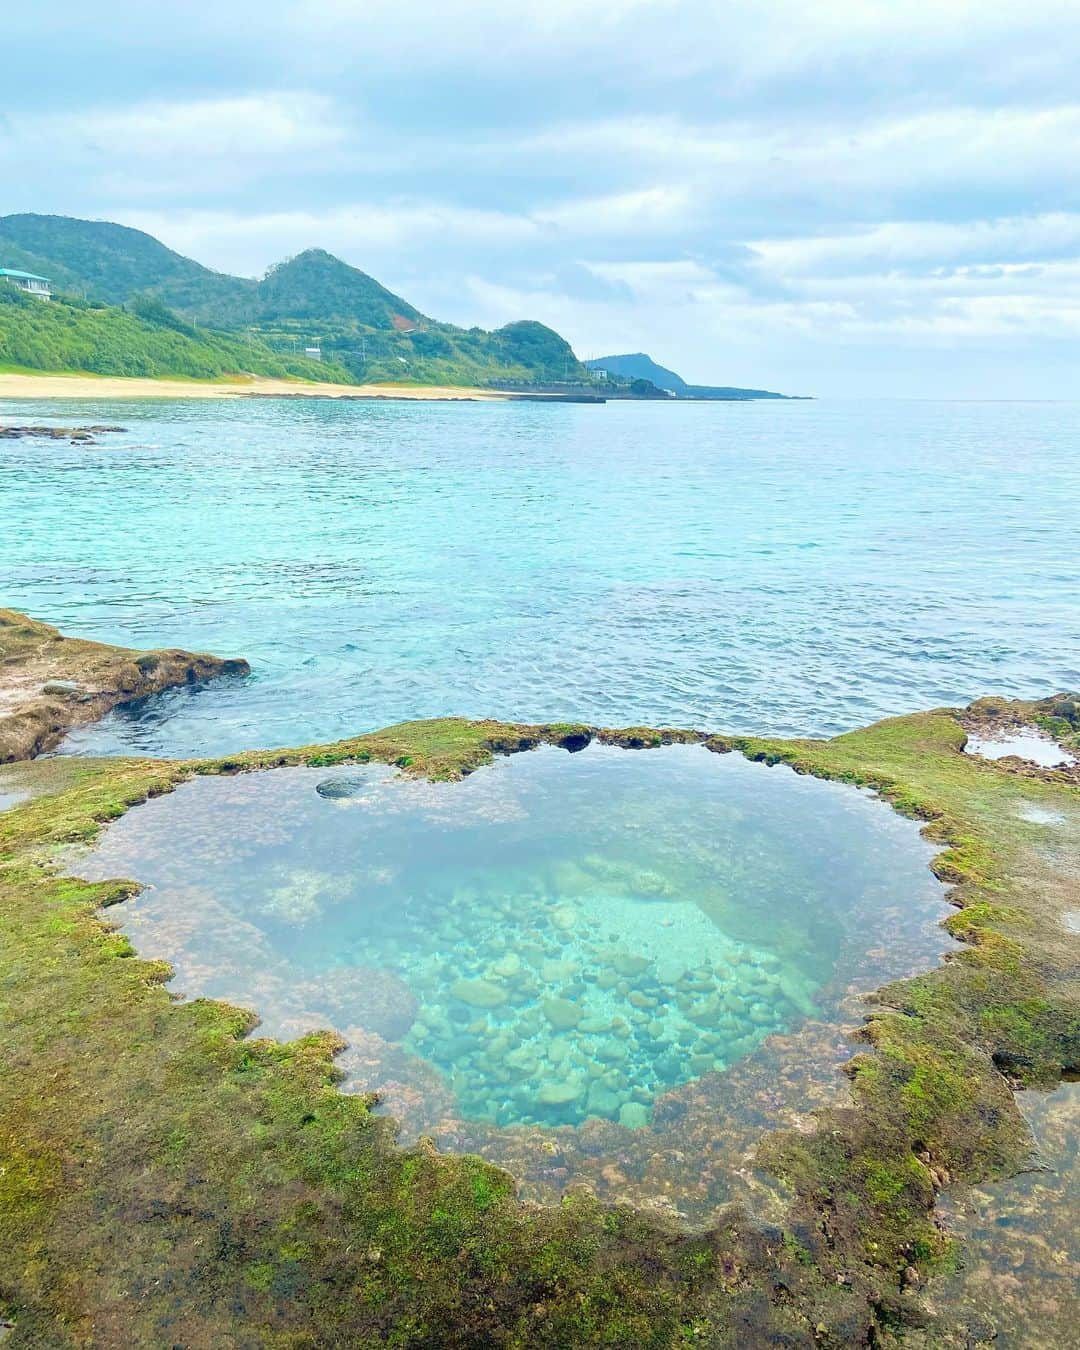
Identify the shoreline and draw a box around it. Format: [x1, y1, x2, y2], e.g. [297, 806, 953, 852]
[1, 610, 1077, 1344]
[0, 371, 511, 402]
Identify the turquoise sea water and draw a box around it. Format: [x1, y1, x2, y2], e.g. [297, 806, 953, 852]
[72, 743, 947, 1151]
[2, 396, 1078, 755]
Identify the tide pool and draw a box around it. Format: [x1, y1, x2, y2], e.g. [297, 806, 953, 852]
[73, 743, 948, 1170]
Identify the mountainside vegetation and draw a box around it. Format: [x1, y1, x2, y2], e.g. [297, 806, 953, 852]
[0, 282, 344, 382]
[0, 214, 593, 388]
[0, 214, 248, 314]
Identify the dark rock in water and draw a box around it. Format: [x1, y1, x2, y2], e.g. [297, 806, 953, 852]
[315, 773, 371, 800]
[293, 965, 418, 1040]
[0, 424, 127, 443]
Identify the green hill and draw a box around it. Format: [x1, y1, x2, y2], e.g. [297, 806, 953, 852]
[0, 282, 344, 382]
[0, 214, 250, 315]
[0, 214, 592, 388]
[587, 352, 794, 400]
[254, 250, 422, 328]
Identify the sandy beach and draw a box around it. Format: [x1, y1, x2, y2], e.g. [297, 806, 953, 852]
[0, 372, 506, 401]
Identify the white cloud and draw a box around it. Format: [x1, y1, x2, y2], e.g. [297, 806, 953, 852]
[509, 104, 1080, 210]
[1, 2, 1078, 394]
[536, 187, 698, 238]
[751, 213, 1080, 275]
[11, 93, 347, 161]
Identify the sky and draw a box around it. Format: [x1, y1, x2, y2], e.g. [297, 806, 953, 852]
[2, 1, 1079, 397]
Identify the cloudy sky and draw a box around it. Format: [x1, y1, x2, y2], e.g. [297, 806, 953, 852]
[3, 2, 1079, 396]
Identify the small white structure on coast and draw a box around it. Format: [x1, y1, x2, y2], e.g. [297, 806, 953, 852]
[0, 268, 51, 299]
[304, 345, 322, 361]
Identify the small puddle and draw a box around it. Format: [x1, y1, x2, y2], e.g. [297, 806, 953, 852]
[0, 770, 30, 814]
[72, 742, 952, 1220]
[0, 787, 27, 813]
[965, 728, 1076, 768]
[1016, 804, 1068, 826]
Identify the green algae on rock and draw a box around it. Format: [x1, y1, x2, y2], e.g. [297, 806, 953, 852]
[0, 702, 1077, 1346]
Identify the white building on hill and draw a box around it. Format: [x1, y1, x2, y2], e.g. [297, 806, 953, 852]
[0, 268, 52, 299]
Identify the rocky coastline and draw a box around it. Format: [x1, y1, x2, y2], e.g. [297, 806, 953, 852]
[0, 616, 1076, 1346]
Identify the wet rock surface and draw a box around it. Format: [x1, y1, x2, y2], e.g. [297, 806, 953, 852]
[960, 692, 1080, 783]
[5, 703, 1078, 1347]
[0, 609, 250, 761]
[924, 1082, 1080, 1348]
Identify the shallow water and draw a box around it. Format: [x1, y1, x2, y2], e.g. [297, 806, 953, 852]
[965, 728, 1076, 768]
[1, 396, 1078, 755]
[0, 785, 27, 812]
[929, 1082, 1080, 1347]
[1015, 804, 1068, 826]
[73, 743, 950, 1210]
[0, 766, 31, 813]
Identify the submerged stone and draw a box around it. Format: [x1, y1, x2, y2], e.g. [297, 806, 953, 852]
[314, 773, 371, 799]
[618, 1102, 649, 1129]
[778, 970, 818, 1016]
[489, 953, 522, 978]
[611, 952, 650, 977]
[293, 965, 418, 1041]
[537, 1079, 586, 1106]
[540, 958, 579, 982]
[543, 996, 583, 1030]
[450, 978, 508, 1009]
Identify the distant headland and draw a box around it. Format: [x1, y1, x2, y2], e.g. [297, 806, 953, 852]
[586, 352, 808, 401]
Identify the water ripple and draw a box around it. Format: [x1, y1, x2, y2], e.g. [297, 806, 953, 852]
[0, 395, 1077, 757]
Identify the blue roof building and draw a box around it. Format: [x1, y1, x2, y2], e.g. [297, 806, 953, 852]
[0, 268, 51, 299]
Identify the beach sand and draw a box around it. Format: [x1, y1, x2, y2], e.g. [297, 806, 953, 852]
[0, 372, 505, 401]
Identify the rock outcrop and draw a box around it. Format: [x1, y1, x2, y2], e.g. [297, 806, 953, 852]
[0, 609, 249, 761]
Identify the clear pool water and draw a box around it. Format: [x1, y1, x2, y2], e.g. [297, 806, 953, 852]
[1, 395, 1077, 756]
[965, 728, 1076, 767]
[73, 743, 948, 1152]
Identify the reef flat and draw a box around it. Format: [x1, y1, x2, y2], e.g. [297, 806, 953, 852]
[0, 609, 249, 762]
[0, 698, 1077, 1345]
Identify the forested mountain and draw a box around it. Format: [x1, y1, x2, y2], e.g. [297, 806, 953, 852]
[0, 214, 248, 313]
[0, 214, 590, 386]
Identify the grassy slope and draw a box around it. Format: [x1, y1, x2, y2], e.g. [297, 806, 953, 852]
[0, 711, 1077, 1346]
[0, 285, 350, 383]
[250, 313, 593, 388]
